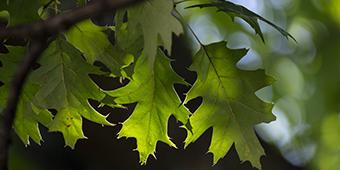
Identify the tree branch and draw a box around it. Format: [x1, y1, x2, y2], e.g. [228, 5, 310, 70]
[0, 0, 140, 39]
[0, 0, 142, 169]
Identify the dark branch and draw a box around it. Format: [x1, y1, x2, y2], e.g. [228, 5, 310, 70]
[0, 38, 49, 170]
[0, 0, 140, 39]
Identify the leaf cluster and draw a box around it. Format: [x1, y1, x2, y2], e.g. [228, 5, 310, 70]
[0, 0, 294, 169]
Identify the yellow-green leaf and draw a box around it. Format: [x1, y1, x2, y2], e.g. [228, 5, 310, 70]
[107, 49, 190, 163]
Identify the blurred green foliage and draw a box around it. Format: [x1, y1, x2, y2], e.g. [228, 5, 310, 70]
[177, 0, 340, 169]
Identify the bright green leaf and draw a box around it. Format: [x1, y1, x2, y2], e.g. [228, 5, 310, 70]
[107, 49, 190, 164]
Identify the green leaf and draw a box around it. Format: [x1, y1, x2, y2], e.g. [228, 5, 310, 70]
[107, 49, 190, 164]
[186, 0, 296, 42]
[127, 0, 183, 58]
[31, 38, 113, 148]
[0, 0, 47, 25]
[184, 42, 274, 169]
[14, 87, 53, 145]
[115, 10, 144, 58]
[65, 20, 109, 64]
[0, 46, 53, 145]
[65, 20, 133, 77]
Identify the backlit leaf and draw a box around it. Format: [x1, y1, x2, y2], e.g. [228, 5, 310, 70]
[107, 49, 190, 164]
[31, 38, 113, 148]
[184, 42, 275, 169]
[126, 0, 183, 58]
[65, 20, 133, 77]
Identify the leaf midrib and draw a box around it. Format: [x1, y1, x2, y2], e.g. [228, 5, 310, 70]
[202, 46, 251, 155]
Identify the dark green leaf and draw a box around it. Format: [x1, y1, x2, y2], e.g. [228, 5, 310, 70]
[31, 38, 113, 148]
[0, 46, 53, 145]
[0, 0, 47, 25]
[186, 0, 296, 42]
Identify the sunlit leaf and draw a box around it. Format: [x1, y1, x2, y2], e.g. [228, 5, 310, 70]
[107, 49, 190, 164]
[65, 20, 133, 77]
[184, 42, 274, 169]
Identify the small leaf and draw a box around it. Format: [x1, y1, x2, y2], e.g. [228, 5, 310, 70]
[48, 108, 86, 147]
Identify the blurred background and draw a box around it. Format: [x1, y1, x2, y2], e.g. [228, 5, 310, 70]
[7, 0, 340, 169]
